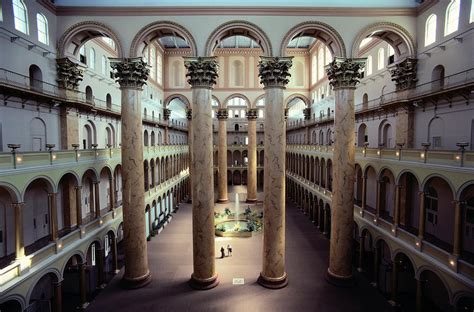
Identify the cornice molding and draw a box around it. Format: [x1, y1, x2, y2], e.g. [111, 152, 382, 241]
[416, 0, 439, 16]
[54, 6, 417, 17]
[37, 0, 57, 14]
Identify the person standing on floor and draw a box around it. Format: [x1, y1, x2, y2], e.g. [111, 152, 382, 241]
[220, 246, 225, 258]
[227, 244, 232, 257]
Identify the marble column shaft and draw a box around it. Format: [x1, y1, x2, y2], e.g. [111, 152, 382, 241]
[184, 57, 219, 289]
[13, 203, 25, 258]
[326, 57, 366, 286]
[110, 57, 151, 288]
[186, 108, 193, 202]
[257, 56, 292, 289]
[217, 109, 228, 202]
[247, 108, 258, 202]
[75, 186, 82, 226]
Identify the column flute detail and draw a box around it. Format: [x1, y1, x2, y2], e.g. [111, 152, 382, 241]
[326, 57, 366, 286]
[217, 108, 229, 203]
[184, 57, 219, 290]
[246, 108, 258, 202]
[257, 56, 292, 289]
[110, 57, 151, 289]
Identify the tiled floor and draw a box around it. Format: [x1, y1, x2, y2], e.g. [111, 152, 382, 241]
[88, 189, 392, 312]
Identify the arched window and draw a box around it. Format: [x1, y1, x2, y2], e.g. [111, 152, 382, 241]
[317, 47, 324, 80]
[377, 48, 385, 70]
[89, 48, 96, 70]
[431, 65, 445, 90]
[29, 64, 42, 91]
[157, 54, 163, 85]
[311, 55, 317, 85]
[445, 0, 460, 36]
[366, 55, 372, 75]
[106, 94, 112, 110]
[85, 86, 93, 103]
[294, 61, 304, 86]
[79, 45, 86, 64]
[362, 93, 368, 109]
[425, 14, 437, 46]
[150, 46, 156, 81]
[13, 0, 28, 34]
[101, 55, 107, 75]
[232, 60, 244, 87]
[36, 13, 48, 45]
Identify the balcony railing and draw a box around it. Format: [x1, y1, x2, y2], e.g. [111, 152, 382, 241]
[287, 68, 474, 130]
[287, 145, 474, 169]
[0, 145, 188, 171]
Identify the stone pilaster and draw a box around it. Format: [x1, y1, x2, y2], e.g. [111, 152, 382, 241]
[217, 108, 229, 203]
[56, 57, 84, 90]
[325, 57, 366, 287]
[110, 57, 151, 289]
[257, 56, 292, 289]
[13, 203, 25, 259]
[184, 56, 219, 290]
[389, 58, 418, 91]
[246, 108, 258, 202]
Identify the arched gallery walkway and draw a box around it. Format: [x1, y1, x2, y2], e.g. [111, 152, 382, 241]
[86, 189, 391, 311]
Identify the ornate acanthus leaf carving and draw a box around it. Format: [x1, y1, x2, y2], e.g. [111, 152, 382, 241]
[303, 107, 311, 120]
[183, 57, 219, 88]
[109, 57, 149, 89]
[216, 108, 228, 120]
[326, 57, 366, 89]
[258, 57, 293, 88]
[389, 58, 418, 91]
[246, 108, 258, 120]
[56, 58, 84, 90]
[163, 108, 171, 120]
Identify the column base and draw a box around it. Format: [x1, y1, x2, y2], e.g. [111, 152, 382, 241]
[120, 271, 152, 289]
[326, 269, 354, 287]
[257, 272, 288, 289]
[217, 199, 229, 204]
[189, 273, 219, 290]
[245, 198, 257, 203]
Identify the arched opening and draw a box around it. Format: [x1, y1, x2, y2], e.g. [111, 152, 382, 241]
[85, 86, 93, 104]
[398, 171, 420, 235]
[419, 270, 451, 312]
[379, 169, 395, 222]
[106, 94, 112, 110]
[28, 272, 59, 312]
[29, 117, 47, 151]
[428, 116, 445, 149]
[29, 64, 43, 91]
[0, 185, 19, 267]
[357, 123, 368, 147]
[365, 166, 377, 213]
[394, 252, 416, 311]
[374, 239, 392, 297]
[362, 93, 368, 110]
[62, 254, 85, 311]
[431, 65, 445, 90]
[0, 300, 22, 312]
[81, 169, 98, 221]
[57, 173, 80, 235]
[460, 184, 474, 264]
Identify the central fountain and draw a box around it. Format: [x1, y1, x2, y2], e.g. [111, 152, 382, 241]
[214, 193, 263, 238]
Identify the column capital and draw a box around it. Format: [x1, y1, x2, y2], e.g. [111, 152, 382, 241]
[75, 185, 82, 191]
[110, 57, 149, 89]
[183, 57, 218, 88]
[163, 108, 171, 121]
[11, 202, 25, 209]
[258, 56, 293, 88]
[246, 108, 258, 120]
[389, 57, 418, 91]
[326, 57, 366, 89]
[56, 57, 84, 90]
[217, 108, 229, 120]
[186, 108, 192, 120]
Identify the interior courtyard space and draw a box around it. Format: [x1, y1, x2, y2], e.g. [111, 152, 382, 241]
[87, 186, 392, 312]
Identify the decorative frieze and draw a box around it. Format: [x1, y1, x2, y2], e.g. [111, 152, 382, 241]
[216, 108, 228, 120]
[303, 108, 311, 120]
[326, 57, 366, 89]
[258, 56, 293, 88]
[109, 57, 149, 89]
[246, 108, 258, 120]
[163, 108, 171, 121]
[389, 58, 418, 91]
[183, 57, 219, 88]
[56, 58, 84, 90]
[186, 108, 192, 120]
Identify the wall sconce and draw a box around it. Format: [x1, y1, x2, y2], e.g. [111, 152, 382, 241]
[456, 142, 469, 167]
[8, 144, 21, 168]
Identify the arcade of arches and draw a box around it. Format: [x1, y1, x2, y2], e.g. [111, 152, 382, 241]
[0, 1, 473, 311]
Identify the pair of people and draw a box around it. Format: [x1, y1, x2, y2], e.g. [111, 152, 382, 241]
[220, 244, 232, 258]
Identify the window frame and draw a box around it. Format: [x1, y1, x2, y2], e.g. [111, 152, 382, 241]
[425, 14, 437, 46]
[36, 13, 48, 45]
[445, 0, 460, 36]
[12, 0, 28, 34]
